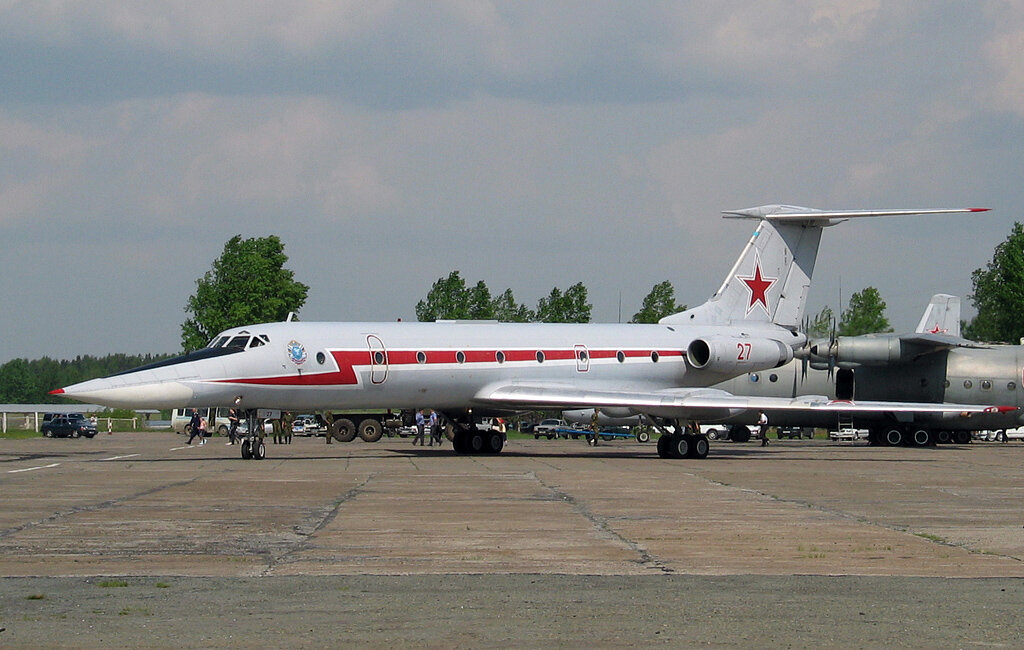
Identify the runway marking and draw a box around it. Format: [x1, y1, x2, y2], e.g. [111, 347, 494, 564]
[170, 445, 200, 451]
[8, 463, 60, 474]
[98, 454, 141, 461]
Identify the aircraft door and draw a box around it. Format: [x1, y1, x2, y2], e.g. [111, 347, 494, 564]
[575, 345, 590, 373]
[836, 368, 855, 400]
[367, 335, 388, 384]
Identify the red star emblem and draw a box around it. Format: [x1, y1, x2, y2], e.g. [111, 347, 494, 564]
[928, 324, 946, 334]
[736, 255, 777, 315]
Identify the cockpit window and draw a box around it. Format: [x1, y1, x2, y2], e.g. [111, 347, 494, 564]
[208, 336, 229, 349]
[225, 336, 250, 349]
[249, 336, 264, 348]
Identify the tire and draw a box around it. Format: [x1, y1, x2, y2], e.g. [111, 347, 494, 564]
[240, 440, 252, 460]
[71, 430, 80, 439]
[706, 428, 720, 441]
[935, 430, 951, 444]
[954, 430, 972, 445]
[218, 425, 228, 436]
[910, 428, 931, 446]
[729, 425, 752, 443]
[44, 430, 53, 438]
[486, 432, 504, 454]
[358, 418, 384, 443]
[253, 440, 266, 460]
[184, 424, 192, 436]
[656, 434, 672, 459]
[330, 418, 357, 443]
[469, 430, 485, 454]
[672, 434, 690, 459]
[883, 427, 904, 446]
[693, 435, 710, 459]
[636, 430, 650, 443]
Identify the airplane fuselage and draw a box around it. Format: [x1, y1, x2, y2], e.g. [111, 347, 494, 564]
[64, 320, 801, 412]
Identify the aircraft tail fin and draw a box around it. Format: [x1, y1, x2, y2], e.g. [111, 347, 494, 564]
[915, 294, 961, 337]
[660, 205, 986, 329]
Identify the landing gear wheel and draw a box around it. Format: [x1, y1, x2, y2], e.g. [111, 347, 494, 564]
[657, 434, 672, 458]
[729, 425, 752, 443]
[910, 428, 931, 446]
[469, 430, 486, 454]
[357, 418, 384, 442]
[692, 434, 710, 459]
[636, 430, 650, 443]
[936, 430, 952, 444]
[240, 439, 252, 459]
[672, 433, 690, 459]
[954, 430, 972, 444]
[252, 440, 266, 460]
[883, 427, 904, 446]
[486, 431, 504, 454]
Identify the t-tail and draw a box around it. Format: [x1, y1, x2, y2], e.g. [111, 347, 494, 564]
[660, 205, 988, 329]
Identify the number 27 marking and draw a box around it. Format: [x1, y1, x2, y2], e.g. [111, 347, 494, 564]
[737, 343, 752, 361]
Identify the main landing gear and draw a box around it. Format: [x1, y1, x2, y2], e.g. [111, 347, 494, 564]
[654, 419, 710, 460]
[443, 413, 505, 455]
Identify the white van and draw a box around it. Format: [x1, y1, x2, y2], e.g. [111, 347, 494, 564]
[170, 408, 236, 435]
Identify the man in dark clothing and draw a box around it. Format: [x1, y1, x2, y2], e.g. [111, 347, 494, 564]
[227, 408, 240, 445]
[187, 410, 203, 445]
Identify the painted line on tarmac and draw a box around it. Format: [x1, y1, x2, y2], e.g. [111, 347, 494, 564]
[170, 445, 201, 451]
[8, 463, 60, 474]
[97, 454, 141, 461]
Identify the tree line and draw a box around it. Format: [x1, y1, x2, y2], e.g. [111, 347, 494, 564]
[0, 354, 174, 404]
[5, 221, 1024, 403]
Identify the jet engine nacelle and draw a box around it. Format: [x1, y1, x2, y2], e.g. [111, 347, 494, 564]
[810, 335, 903, 366]
[686, 336, 794, 372]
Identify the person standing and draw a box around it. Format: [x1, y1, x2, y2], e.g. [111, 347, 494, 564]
[198, 415, 208, 445]
[429, 410, 440, 446]
[758, 411, 770, 446]
[227, 408, 240, 445]
[413, 409, 426, 446]
[589, 408, 600, 446]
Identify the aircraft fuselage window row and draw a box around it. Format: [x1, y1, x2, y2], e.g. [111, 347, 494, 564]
[307, 349, 680, 365]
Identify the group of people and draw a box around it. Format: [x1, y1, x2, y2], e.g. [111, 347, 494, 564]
[186, 408, 242, 446]
[412, 409, 443, 446]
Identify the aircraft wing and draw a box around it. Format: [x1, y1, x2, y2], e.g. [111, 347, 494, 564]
[475, 383, 1014, 418]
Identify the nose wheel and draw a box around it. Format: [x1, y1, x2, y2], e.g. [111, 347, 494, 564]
[240, 437, 266, 460]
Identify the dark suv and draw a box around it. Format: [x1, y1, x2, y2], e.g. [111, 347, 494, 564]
[41, 414, 98, 438]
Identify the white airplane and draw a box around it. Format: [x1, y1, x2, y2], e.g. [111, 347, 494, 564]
[54, 205, 1006, 460]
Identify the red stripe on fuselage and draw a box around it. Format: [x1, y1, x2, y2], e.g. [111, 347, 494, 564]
[214, 347, 684, 387]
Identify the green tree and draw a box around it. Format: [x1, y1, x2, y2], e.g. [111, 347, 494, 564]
[0, 359, 36, 402]
[630, 281, 686, 323]
[838, 287, 892, 336]
[536, 282, 592, 323]
[181, 235, 309, 351]
[964, 222, 1024, 343]
[467, 281, 495, 320]
[416, 271, 473, 321]
[491, 288, 535, 322]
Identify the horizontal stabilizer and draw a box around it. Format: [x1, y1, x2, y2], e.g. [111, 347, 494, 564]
[722, 205, 988, 223]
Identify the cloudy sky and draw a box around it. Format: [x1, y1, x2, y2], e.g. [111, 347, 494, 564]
[2, 1, 1024, 363]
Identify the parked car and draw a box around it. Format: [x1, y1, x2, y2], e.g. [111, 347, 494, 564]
[534, 418, 567, 439]
[291, 415, 324, 436]
[41, 414, 97, 438]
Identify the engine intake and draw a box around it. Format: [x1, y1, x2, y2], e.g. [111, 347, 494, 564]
[687, 336, 794, 373]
